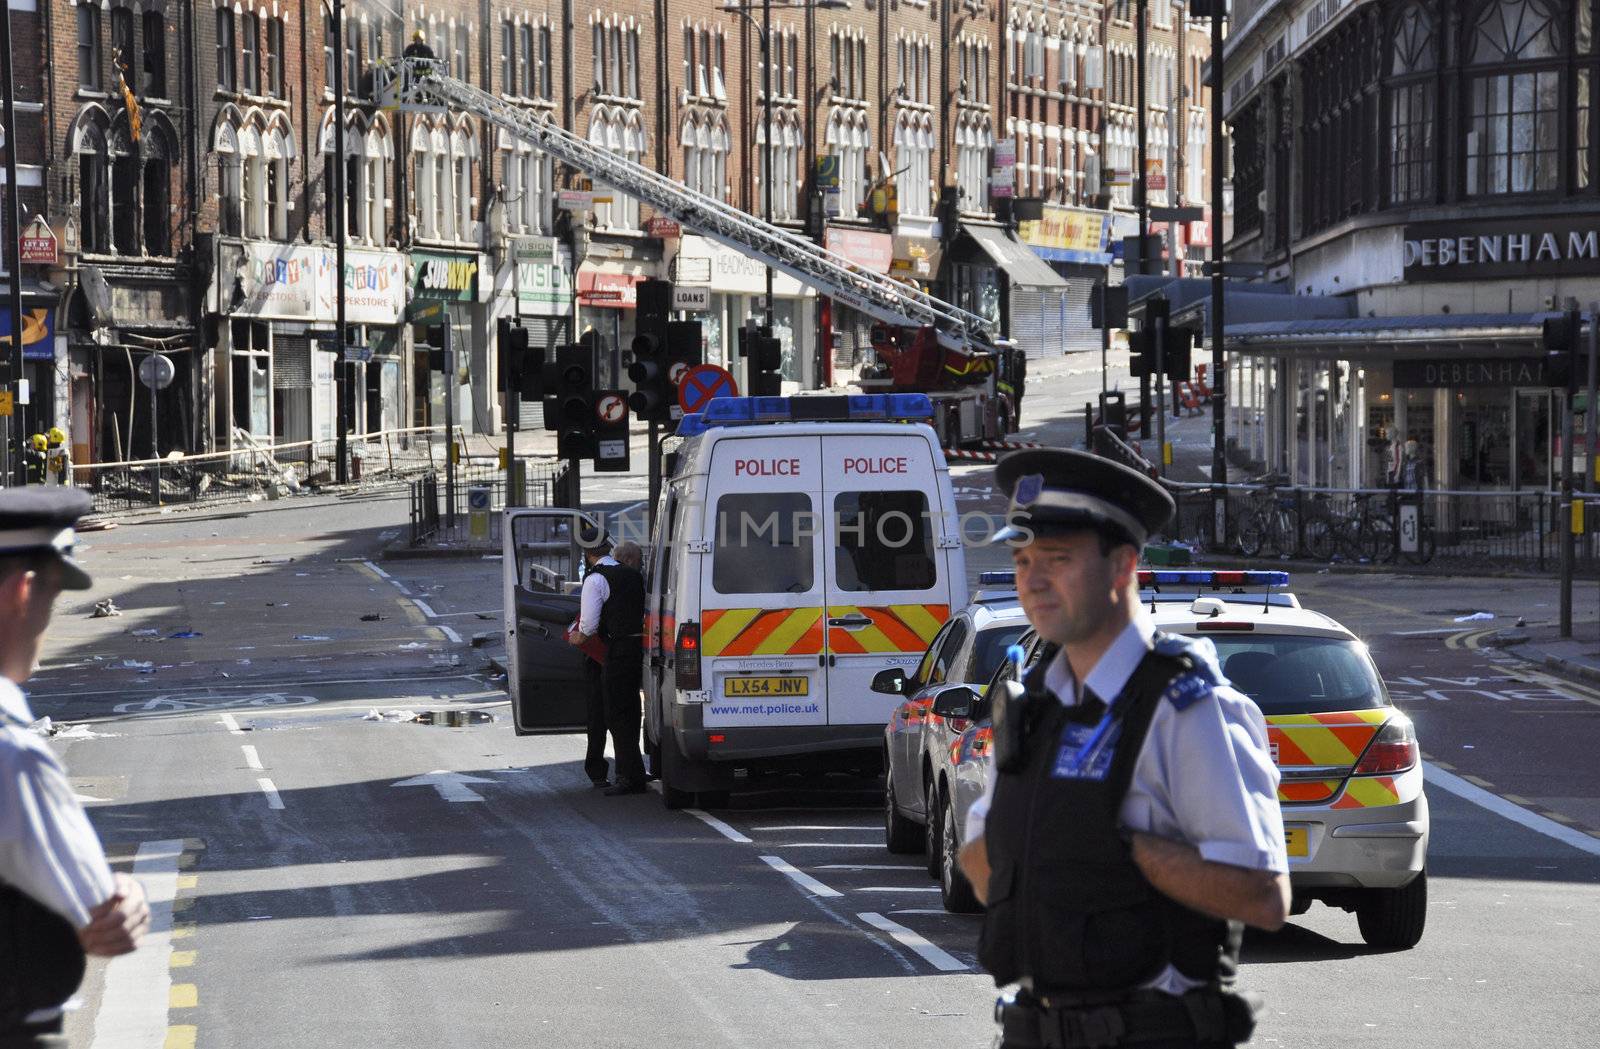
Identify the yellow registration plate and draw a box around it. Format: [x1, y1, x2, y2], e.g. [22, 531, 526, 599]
[724, 676, 809, 697]
[1284, 826, 1310, 858]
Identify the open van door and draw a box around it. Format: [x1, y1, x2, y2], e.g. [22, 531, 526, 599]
[502, 507, 604, 735]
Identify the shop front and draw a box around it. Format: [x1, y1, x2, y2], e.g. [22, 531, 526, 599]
[410, 249, 488, 435]
[575, 238, 659, 390]
[822, 226, 894, 384]
[669, 234, 814, 387]
[331, 247, 407, 443]
[0, 283, 64, 440]
[212, 240, 321, 451]
[1014, 203, 1114, 356]
[512, 236, 574, 429]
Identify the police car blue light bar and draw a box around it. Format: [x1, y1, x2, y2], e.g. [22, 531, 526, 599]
[978, 570, 1016, 586]
[1137, 570, 1290, 588]
[677, 394, 934, 436]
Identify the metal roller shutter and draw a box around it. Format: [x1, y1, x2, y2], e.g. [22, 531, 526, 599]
[517, 318, 565, 430]
[272, 336, 312, 388]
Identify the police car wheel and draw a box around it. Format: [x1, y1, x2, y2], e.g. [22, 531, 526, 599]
[884, 771, 923, 854]
[923, 781, 943, 878]
[940, 791, 982, 914]
[1355, 868, 1427, 950]
[661, 781, 695, 810]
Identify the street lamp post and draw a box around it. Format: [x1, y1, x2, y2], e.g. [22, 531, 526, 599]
[0, 3, 24, 485]
[333, 1, 349, 484]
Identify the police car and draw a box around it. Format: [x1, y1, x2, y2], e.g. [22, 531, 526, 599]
[942, 570, 1430, 947]
[876, 576, 1028, 884]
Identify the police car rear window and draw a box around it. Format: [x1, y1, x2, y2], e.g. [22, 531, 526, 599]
[833, 490, 936, 592]
[970, 625, 1030, 684]
[1205, 635, 1388, 715]
[713, 493, 815, 595]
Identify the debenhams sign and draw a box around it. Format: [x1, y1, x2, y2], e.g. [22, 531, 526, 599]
[1403, 217, 1600, 281]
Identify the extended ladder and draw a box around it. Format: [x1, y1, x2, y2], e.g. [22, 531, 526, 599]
[374, 58, 993, 356]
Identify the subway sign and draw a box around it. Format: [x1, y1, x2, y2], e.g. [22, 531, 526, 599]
[412, 251, 480, 301]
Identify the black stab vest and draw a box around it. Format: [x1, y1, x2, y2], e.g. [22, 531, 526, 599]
[592, 561, 645, 648]
[977, 646, 1241, 995]
[0, 881, 86, 1030]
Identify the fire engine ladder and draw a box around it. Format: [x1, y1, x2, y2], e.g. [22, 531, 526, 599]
[375, 58, 992, 355]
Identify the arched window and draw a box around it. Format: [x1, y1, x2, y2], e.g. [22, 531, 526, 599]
[620, 115, 644, 228]
[1387, 2, 1437, 204]
[111, 125, 139, 255]
[430, 125, 452, 240]
[1464, 0, 1563, 195]
[262, 124, 289, 242]
[214, 119, 242, 239]
[410, 120, 434, 239]
[451, 125, 474, 242]
[681, 114, 700, 195]
[142, 121, 173, 255]
[237, 121, 265, 240]
[366, 120, 390, 244]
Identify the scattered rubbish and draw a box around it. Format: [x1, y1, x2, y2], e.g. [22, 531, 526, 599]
[53, 724, 109, 740]
[1454, 612, 1495, 622]
[398, 641, 429, 650]
[294, 635, 332, 642]
[212, 601, 227, 606]
[474, 612, 495, 621]
[412, 710, 496, 727]
[121, 660, 154, 670]
[246, 915, 272, 921]
[470, 633, 493, 648]
[1462, 744, 1475, 749]
[360, 613, 385, 622]
[131, 628, 160, 637]
[26, 717, 53, 736]
[237, 659, 252, 665]
[168, 631, 203, 639]
[362, 709, 420, 722]
[253, 558, 295, 565]
[91, 599, 122, 618]
[1516, 616, 1527, 628]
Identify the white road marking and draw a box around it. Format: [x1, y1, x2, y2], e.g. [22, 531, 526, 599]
[857, 911, 969, 972]
[390, 769, 494, 802]
[1425, 762, 1600, 857]
[751, 824, 877, 832]
[760, 855, 843, 898]
[218, 713, 243, 734]
[363, 560, 394, 580]
[257, 777, 285, 810]
[889, 908, 955, 915]
[857, 885, 943, 893]
[430, 609, 499, 618]
[438, 625, 464, 644]
[241, 745, 263, 771]
[686, 808, 753, 843]
[774, 842, 883, 848]
[413, 598, 439, 618]
[816, 864, 926, 871]
[88, 840, 183, 1049]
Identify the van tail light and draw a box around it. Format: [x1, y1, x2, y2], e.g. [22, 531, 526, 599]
[676, 622, 702, 690]
[1353, 716, 1419, 775]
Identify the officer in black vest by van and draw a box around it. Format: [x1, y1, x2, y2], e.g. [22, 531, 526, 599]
[1, 489, 150, 1046]
[569, 527, 648, 796]
[958, 450, 1289, 1049]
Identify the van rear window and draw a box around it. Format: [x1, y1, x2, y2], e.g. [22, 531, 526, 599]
[833, 490, 936, 592]
[713, 493, 815, 594]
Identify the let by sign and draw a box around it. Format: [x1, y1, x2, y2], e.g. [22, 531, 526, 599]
[19, 217, 59, 266]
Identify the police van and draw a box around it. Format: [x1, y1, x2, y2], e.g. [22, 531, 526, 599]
[500, 393, 968, 807]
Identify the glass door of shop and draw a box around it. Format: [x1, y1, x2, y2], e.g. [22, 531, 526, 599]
[1514, 390, 1554, 491]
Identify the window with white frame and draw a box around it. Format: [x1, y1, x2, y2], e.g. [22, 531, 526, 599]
[411, 121, 434, 239]
[1187, 112, 1206, 202]
[452, 126, 473, 242]
[893, 115, 932, 217]
[263, 123, 290, 241]
[366, 122, 390, 243]
[238, 122, 265, 238]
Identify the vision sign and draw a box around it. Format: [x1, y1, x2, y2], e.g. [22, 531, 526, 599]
[1402, 218, 1600, 282]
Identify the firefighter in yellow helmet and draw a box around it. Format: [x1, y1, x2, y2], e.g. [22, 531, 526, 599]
[403, 29, 435, 60]
[24, 434, 47, 485]
[44, 428, 72, 486]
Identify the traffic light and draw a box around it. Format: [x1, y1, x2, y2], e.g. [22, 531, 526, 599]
[747, 325, 783, 397]
[421, 324, 447, 371]
[551, 343, 597, 459]
[1544, 311, 1580, 392]
[628, 279, 673, 421]
[496, 318, 534, 395]
[1163, 327, 1194, 381]
[666, 319, 704, 409]
[1128, 328, 1155, 379]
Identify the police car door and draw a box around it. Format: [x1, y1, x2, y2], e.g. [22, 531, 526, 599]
[699, 437, 828, 728]
[502, 507, 604, 734]
[822, 434, 954, 725]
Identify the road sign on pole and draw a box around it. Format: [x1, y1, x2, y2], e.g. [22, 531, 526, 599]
[678, 364, 739, 414]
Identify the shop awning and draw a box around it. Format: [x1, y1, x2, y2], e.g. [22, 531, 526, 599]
[960, 225, 1068, 289]
[1225, 312, 1556, 357]
[1176, 290, 1354, 339]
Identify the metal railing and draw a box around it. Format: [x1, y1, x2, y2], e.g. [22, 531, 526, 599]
[407, 458, 572, 547]
[1164, 481, 1595, 574]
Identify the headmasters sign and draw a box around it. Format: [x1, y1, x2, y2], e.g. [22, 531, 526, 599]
[1403, 217, 1600, 281]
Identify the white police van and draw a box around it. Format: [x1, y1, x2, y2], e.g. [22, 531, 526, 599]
[644, 393, 968, 806]
[499, 393, 968, 807]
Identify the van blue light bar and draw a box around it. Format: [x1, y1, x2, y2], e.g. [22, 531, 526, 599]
[676, 394, 934, 436]
[1137, 570, 1290, 589]
[978, 571, 1016, 586]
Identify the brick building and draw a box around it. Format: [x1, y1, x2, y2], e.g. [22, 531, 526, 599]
[8, 0, 1216, 472]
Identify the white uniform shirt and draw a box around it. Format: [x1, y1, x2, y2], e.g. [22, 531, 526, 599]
[964, 613, 1287, 994]
[577, 556, 618, 636]
[0, 678, 115, 930]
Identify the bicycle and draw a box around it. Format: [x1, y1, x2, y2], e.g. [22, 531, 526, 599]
[1237, 487, 1299, 558]
[1304, 492, 1397, 563]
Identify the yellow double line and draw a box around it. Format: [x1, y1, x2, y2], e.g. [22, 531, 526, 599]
[165, 839, 205, 1048]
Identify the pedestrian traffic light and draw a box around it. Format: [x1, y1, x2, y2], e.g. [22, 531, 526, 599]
[551, 343, 597, 459]
[1163, 327, 1194, 381]
[1544, 311, 1581, 392]
[747, 325, 783, 397]
[421, 324, 447, 371]
[629, 279, 674, 422]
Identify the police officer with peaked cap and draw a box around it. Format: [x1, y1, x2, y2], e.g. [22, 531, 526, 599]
[569, 522, 648, 795]
[0, 489, 150, 1046]
[958, 449, 1289, 1049]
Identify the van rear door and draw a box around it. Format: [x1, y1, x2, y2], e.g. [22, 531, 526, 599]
[700, 438, 828, 728]
[821, 434, 953, 725]
[502, 507, 603, 734]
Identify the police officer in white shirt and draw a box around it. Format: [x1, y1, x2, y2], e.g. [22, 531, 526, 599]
[569, 526, 647, 795]
[1, 488, 150, 1046]
[958, 450, 1289, 1049]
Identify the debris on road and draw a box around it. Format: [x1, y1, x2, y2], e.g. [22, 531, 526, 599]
[470, 633, 493, 648]
[360, 613, 386, 622]
[131, 628, 160, 637]
[91, 599, 122, 618]
[411, 710, 496, 726]
[119, 660, 154, 670]
[26, 717, 53, 735]
[168, 630, 203, 639]
[1454, 612, 1496, 622]
[293, 635, 333, 641]
[362, 709, 420, 722]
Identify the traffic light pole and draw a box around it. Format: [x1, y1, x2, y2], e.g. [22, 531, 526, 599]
[333, 0, 348, 485]
[1210, 1, 1228, 548]
[505, 385, 519, 508]
[647, 418, 661, 537]
[444, 323, 457, 529]
[1154, 311, 1166, 478]
[1561, 306, 1579, 638]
